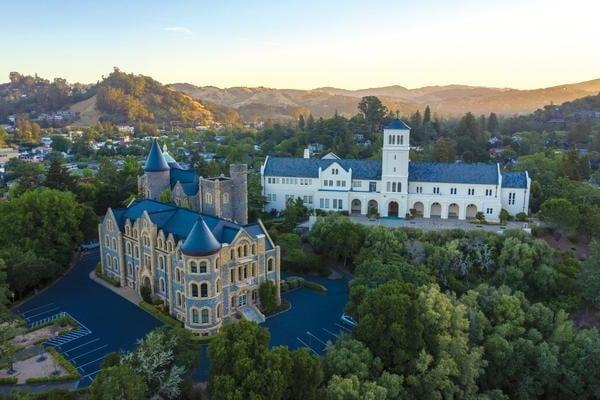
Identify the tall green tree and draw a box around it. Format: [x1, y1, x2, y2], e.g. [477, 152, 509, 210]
[90, 365, 148, 400]
[358, 96, 388, 133]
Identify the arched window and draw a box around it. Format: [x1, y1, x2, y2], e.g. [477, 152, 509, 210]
[125, 225, 130, 235]
[231, 296, 236, 307]
[230, 269, 235, 283]
[157, 238, 163, 249]
[230, 249, 234, 259]
[397, 182, 401, 192]
[237, 247, 242, 258]
[159, 278, 165, 293]
[201, 309, 209, 324]
[176, 269, 181, 283]
[192, 309, 199, 324]
[167, 242, 172, 252]
[217, 304, 221, 319]
[127, 262, 133, 276]
[113, 257, 118, 272]
[392, 182, 396, 192]
[391, 135, 395, 145]
[191, 283, 198, 297]
[267, 258, 274, 272]
[223, 193, 229, 204]
[251, 244, 256, 255]
[176, 292, 182, 306]
[112, 238, 117, 250]
[400, 135, 404, 145]
[190, 261, 198, 273]
[243, 244, 248, 257]
[216, 279, 221, 293]
[199, 261, 207, 274]
[134, 247, 139, 258]
[200, 283, 208, 298]
[158, 256, 164, 270]
[215, 258, 220, 269]
[106, 255, 112, 267]
[126, 242, 131, 255]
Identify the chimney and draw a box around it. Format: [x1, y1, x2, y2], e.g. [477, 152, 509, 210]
[303, 148, 310, 159]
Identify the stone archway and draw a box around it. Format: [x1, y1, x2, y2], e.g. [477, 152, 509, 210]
[430, 202, 442, 218]
[142, 275, 151, 288]
[412, 202, 424, 217]
[448, 203, 459, 219]
[351, 199, 362, 214]
[388, 201, 399, 217]
[466, 204, 478, 219]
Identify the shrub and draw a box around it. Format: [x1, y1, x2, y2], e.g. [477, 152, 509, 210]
[475, 211, 486, 223]
[101, 352, 122, 369]
[516, 212, 529, 222]
[499, 209, 511, 223]
[140, 285, 152, 303]
[259, 281, 279, 315]
[139, 301, 182, 328]
[95, 263, 120, 287]
[287, 276, 305, 289]
[280, 282, 290, 292]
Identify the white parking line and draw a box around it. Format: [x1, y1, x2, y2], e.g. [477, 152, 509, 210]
[306, 331, 328, 346]
[19, 303, 55, 315]
[26, 307, 60, 320]
[322, 328, 339, 338]
[64, 338, 100, 354]
[77, 354, 108, 369]
[71, 345, 108, 361]
[296, 337, 319, 355]
[83, 369, 102, 382]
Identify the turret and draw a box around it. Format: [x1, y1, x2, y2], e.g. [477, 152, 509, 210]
[230, 164, 248, 225]
[143, 139, 171, 200]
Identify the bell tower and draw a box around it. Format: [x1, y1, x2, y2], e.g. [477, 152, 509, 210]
[381, 118, 411, 216]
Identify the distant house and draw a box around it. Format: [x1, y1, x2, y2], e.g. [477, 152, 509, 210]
[308, 143, 324, 153]
[0, 147, 19, 167]
[117, 125, 135, 134]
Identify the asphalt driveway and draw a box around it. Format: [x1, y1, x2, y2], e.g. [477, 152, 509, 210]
[14, 249, 161, 388]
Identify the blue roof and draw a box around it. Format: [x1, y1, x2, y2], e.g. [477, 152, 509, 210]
[384, 118, 411, 130]
[264, 157, 382, 180]
[502, 172, 528, 188]
[170, 167, 199, 195]
[181, 218, 222, 256]
[144, 139, 170, 172]
[408, 162, 499, 185]
[111, 199, 272, 250]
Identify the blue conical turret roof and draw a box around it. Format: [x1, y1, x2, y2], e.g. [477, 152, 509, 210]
[384, 118, 411, 130]
[181, 217, 222, 256]
[144, 139, 170, 172]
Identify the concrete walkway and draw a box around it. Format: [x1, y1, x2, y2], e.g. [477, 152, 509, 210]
[89, 271, 141, 305]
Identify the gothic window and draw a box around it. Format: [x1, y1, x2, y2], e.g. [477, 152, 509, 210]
[159, 278, 165, 293]
[112, 238, 117, 250]
[200, 283, 208, 298]
[201, 309, 209, 324]
[267, 258, 274, 272]
[190, 261, 198, 273]
[191, 283, 198, 297]
[230, 269, 235, 283]
[199, 261, 207, 273]
[216, 279, 221, 293]
[243, 244, 248, 257]
[217, 304, 221, 319]
[192, 309, 199, 324]
[230, 249, 235, 259]
[126, 242, 131, 255]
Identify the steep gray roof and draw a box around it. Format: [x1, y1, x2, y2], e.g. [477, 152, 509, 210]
[144, 139, 170, 172]
[181, 217, 222, 256]
[384, 118, 411, 130]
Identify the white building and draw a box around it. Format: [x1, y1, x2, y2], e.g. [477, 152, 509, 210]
[260, 119, 530, 222]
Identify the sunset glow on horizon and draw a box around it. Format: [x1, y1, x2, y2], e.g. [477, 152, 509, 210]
[1, 0, 599, 89]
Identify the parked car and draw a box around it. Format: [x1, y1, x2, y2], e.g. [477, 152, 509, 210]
[340, 313, 357, 328]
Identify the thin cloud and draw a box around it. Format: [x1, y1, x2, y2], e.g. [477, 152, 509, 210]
[163, 26, 194, 35]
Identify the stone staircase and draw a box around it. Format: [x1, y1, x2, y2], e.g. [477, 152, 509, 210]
[238, 305, 265, 324]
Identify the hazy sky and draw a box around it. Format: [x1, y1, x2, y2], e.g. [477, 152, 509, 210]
[2, 0, 599, 89]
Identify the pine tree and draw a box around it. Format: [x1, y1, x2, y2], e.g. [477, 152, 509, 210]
[298, 114, 305, 131]
[307, 114, 315, 131]
[487, 112, 499, 133]
[45, 158, 74, 191]
[423, 105, 432, 124]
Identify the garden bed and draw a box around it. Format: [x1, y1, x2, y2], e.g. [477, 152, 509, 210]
[0, 348, 79, 384]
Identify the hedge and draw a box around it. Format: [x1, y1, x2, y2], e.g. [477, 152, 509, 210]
[0, 376, 17, 385]
[25, 348, 80, 383]
[304, 280, 327, 293]
[95, 263, 120, 287]
[139, 301, 183, 328]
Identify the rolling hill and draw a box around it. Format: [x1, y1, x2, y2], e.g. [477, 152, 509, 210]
[171, 78, 600, 121]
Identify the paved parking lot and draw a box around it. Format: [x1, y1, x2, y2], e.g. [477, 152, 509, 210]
[264, 275, 351, 355]
[14, 250, 161, 388]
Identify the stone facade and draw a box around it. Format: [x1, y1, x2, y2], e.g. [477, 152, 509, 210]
[138, 140, 248, 225]
[98, 200, 280, 336]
